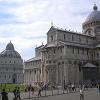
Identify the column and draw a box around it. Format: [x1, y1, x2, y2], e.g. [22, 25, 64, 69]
[56, 65, 58, 85]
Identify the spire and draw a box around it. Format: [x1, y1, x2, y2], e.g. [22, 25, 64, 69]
[6, 41, 14, 50]
[93, 3, 97, 11]
[42, 42, 43, 45]
[10, 40, 12, 43]
[51, 21, 53, 27]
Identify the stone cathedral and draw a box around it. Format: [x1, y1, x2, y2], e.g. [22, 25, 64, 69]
[24, 4, 100, 86]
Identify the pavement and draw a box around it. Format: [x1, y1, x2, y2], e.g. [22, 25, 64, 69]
[8, 88, 100, 100]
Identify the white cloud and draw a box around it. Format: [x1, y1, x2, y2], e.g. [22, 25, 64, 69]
[0, 0, 100, 60]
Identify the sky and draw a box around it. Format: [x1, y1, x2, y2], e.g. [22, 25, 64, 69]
[0, 0, 99, 60]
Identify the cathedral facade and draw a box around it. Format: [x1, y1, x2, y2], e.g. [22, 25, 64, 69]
[24, 5, 100, 86]
[0, 41, 24, 83]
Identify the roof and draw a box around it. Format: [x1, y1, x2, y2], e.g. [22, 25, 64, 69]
[58, 41, 93, 48]
[35, 44, 45, 49]
[46, 42, 57, 48]
[83, 4, 100, 24]
[48, 26, 95, 38]
[44, 40, 95, 49]
[25, 56, 41, 63]
[83, 63, 97, 68]
[6, 41, 14, 50]
[0, 41, 21, 58]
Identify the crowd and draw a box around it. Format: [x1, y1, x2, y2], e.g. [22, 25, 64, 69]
[13, 87, 21, 100]
[0, 83, 100, 100]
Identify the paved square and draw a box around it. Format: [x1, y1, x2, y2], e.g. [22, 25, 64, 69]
[24, 88, 100, 100]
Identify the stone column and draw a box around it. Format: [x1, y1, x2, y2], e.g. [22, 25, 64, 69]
[63, 62, 66, 82]
[28, 70, 30, 84]
[65, 61, 68, 84]
[53, 67, 56, 84]
[76, 62, 79, 84]
[62, 63, 64, 86]
[98, 62, 100, 80]
[67, 61, 70, 83]
[56, 65, 58, 85]
[25, 71, 27, 84]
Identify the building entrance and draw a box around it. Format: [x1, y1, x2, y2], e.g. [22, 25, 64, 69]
[13, 73, 17, 84]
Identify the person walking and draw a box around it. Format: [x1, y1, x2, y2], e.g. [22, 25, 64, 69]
[31, 87, 34, 95]
[1, 89, 8, 100]
[97, 83, 100, 93]
[38, 87, 42, 98]
[13, 88, 17, 100]
[80, 89, 84, 100]
[72, 84, 75, 92]
[16, 87, 21, 100]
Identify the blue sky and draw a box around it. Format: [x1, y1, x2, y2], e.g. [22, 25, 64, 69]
[0, 0, 99, 60]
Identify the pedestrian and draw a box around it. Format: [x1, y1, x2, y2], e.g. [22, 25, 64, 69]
[68, 84, 71, 92]
[80, 89, 84, 100]
[13, 88, 17, 100]
[72, 84, 75, 92]
[1, 89, 8, 100]
[31, 87, 34, 95]
[16, 88, 21, 100]
[98, 83, 100, 93]
[38, 87, 41, 98]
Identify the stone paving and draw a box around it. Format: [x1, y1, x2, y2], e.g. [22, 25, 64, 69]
[7, 88, 100, 100]
[25, 88, 100, 100]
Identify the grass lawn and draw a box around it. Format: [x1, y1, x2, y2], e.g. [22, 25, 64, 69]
[0, 84, 25, 92]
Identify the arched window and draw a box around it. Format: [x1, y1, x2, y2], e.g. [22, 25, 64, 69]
[5, 75, 6, 79]
[73, 47, 74, 54]
[85, 28, 93, 35]
[6, 68, 8, 71]
[34, 70, 36, 74]
[39, 70, 41, 74]
[79, 36, 81, 42]
[72, 35, 74, 41]
[97, 53, 99, 58]
[51, 35, 53, 41]
[64, 34, 66, 40]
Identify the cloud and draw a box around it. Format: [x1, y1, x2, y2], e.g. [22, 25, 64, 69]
[0, 0, 100, 60]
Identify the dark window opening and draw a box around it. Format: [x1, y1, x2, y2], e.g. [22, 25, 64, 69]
[51, 35, 53, 41]
[64, 34, 66, 40]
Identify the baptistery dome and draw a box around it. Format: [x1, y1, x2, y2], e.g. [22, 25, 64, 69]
[0, 41, 21, 58]
[0, 41, 23, 84]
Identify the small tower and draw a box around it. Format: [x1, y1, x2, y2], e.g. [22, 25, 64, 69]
[93, 3, 97, 11]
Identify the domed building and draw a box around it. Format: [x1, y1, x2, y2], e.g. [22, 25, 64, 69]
[0, 41, 24, 83]
[83, 4, 100, 38]
[24, 4, 100, 86]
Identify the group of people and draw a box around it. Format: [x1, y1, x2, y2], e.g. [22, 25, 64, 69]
[64, 83, 78, 93]
[0, 87, 21, 100]
[0, 83, 100, 100]
[13, 87, 21, 100]
[0, 89, 8, 100]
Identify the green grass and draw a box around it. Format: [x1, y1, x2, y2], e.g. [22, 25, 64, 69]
[0, 84, 25, 92]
